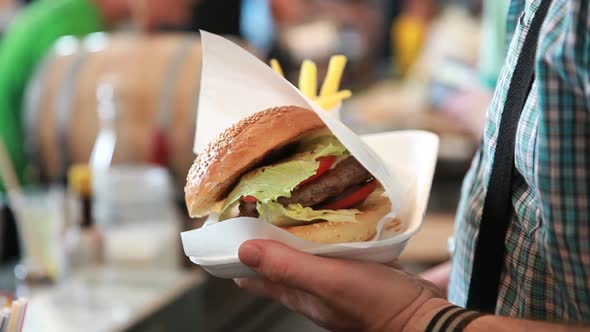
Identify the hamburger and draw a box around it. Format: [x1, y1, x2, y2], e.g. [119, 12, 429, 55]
[185, 106, 391, 244]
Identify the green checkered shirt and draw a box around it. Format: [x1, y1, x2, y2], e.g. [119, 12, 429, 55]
[449, 0, 590, 321]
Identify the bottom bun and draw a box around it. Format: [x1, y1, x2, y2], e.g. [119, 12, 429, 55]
[282, 194, 393, 244]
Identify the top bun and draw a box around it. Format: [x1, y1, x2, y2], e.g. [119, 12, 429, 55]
[185, 106, 326, 217]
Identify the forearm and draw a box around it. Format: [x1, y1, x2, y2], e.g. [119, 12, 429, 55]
[404, 299, 590, 332]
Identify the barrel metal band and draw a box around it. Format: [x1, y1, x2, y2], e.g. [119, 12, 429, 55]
[23, 50, 57, 181]
[157, 35, 198, 130]
[55, 49, 89, 181]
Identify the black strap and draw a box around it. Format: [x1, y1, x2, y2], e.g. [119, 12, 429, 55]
[466, 0, 552, 312]
[425, 305, 487, 332]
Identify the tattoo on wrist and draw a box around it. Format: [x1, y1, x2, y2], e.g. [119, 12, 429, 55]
[425, 305, 485, 332]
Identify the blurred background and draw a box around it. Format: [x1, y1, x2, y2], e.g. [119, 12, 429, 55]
[0, 0, 505, 331]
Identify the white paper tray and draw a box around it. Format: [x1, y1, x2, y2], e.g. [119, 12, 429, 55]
[182, 130, 439, 278]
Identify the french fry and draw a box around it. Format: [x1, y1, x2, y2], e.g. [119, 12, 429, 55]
[299, 60, 318, 99]
[320, 55, 347, 98]
[315, 90, 352, 110]
[270, 59, 284, 77]
[278, 55, 350, 111]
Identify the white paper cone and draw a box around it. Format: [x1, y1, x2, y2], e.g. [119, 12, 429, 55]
[183, 31, 439, 278]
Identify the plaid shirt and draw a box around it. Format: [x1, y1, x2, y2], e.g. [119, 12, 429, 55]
[449, 0, 590, 321]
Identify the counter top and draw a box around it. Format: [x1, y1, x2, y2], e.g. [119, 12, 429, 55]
[21, 267, 206, 332]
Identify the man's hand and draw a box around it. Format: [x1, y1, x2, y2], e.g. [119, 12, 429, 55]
[235, 240, 447, 332]
[419, 261, 451, 298]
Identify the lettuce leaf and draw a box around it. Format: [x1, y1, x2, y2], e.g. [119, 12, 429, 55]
[218, 136, 348, 220]
[257, 201, 360, 227]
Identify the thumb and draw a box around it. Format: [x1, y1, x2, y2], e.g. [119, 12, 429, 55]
[238, 239, 372, 298]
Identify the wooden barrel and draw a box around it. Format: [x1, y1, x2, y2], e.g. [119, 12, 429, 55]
[24, 32, 202, 189]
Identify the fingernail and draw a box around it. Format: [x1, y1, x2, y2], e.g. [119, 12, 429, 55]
[240, 243, 262, 268]
[234, 278, 245, 287]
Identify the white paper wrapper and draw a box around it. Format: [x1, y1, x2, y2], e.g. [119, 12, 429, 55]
[182, 32, 439, 278]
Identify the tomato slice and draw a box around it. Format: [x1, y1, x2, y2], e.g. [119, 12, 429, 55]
[241, 195, 257, 203]
[320, 180, 376, 210]
[299, 156, 337, 186]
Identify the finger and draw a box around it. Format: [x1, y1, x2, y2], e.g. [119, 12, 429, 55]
[236, 277, 359, 330]
[235, 277, 284, 297]
[238, 240, 384, 299]
[385, 259, 403, 269]
[235, 278, 309, 313]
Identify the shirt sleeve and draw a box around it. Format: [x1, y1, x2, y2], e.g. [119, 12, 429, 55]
[478, 0, 511, 90]
[536, 0, 590, 316]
